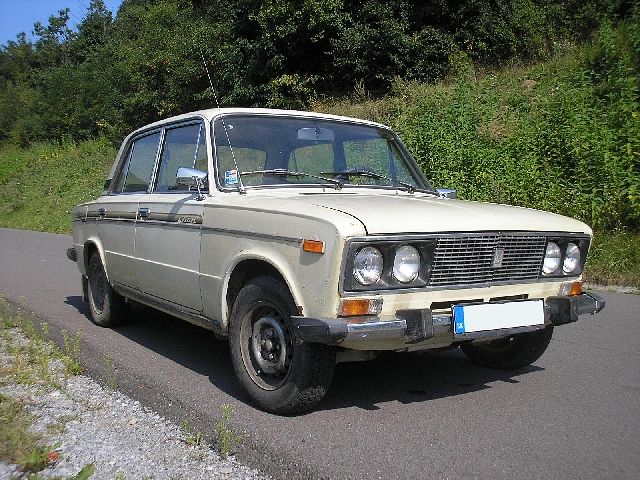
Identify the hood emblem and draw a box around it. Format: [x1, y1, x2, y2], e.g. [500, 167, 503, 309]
[491, 247, 505, 268]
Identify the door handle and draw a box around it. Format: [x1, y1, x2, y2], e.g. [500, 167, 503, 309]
[138, 208, 150, 220]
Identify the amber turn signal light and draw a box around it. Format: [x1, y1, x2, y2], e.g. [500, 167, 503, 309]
[303, 239, 325, 254]
[340, 298, 383, 317]
[569, 281, 583, 296]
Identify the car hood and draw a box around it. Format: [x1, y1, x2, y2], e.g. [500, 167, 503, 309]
[293, 191, 591, 235]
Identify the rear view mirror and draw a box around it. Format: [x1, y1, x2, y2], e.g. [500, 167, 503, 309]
[297, 127, 334, 141]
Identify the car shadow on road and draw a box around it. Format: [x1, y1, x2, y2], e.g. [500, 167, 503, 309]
[65, 296, 247, 398]
[319, 350, 543, 412]
[65, 296, 544, 413]
[64, 295, 91, 317]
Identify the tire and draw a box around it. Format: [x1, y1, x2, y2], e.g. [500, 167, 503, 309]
[229, 276, 336, 414]
[460, 326, 554, 370]
[86, 252, 127, 328]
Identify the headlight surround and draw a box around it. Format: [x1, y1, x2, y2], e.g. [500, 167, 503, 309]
[393, 245, 420, 283]
[542, 241, 561, 275]
[542, 238, 589, 277]
[353, 246, 384, 285]
[344, 240, 434, 291]
[563, 242, 581, 274]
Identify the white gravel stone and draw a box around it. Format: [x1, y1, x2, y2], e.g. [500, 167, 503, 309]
[0, 327, 268, 480]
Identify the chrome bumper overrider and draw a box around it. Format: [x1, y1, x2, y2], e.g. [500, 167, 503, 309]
[291, 292, 606, 346]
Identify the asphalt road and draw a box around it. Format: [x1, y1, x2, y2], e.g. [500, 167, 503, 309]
[1, 227, 639, 479]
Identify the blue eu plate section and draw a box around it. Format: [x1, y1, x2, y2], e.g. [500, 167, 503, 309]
[453, 305, 466, 335]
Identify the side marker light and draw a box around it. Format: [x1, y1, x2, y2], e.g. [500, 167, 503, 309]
[303, 240, 325, 254]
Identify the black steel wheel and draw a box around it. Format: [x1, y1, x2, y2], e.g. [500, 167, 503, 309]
[229, 276, 335, 414]
[86, 252, 127, 327]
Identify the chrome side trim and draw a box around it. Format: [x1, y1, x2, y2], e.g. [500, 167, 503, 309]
[112, 283, 221, 334]
[201, 227, 302, 244]
[87, 210, 137, 221]
[86, 210, 204, 226]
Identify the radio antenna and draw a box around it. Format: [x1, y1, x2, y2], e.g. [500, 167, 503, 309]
[200, 50, 246, 194]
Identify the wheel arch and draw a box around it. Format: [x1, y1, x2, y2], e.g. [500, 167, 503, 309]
[221, 256, 301, 333]
[82, 237, 109, 282]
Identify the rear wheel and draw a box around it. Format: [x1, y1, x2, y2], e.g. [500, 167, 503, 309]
[86, 252, 127, 327]
[229, 276, 335, 414]
[460, 326, 554, 370]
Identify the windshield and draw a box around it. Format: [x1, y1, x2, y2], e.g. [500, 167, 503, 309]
[212, 115, 433, 191]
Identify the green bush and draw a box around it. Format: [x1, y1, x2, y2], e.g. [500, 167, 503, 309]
[316, 14, 640, 232]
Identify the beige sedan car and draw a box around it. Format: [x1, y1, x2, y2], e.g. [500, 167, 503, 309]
[67, 108, 605, 413]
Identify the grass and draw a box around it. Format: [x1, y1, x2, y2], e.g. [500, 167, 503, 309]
[0, 139, 116, 233]
[0, 296, 94, 478]
[102, 354, 118, 391]
[0, 393, 52, 473]
[585, 232, 640, 288]
[214, 403, 243, 458]
[181, 420, 205, 449]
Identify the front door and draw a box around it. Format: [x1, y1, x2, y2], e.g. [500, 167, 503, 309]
[134, 121, 208, 311]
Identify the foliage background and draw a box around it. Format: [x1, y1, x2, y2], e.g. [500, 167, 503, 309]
[0, 0, 638, 284]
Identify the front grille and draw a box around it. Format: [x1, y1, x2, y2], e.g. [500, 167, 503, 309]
[429, 234, 546, 287]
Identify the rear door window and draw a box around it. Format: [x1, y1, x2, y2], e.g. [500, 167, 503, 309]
[113, 132, 162, 193]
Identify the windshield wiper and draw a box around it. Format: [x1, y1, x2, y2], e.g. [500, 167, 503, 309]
[240, 169, 343, 189]
[321, 170, 432, 194]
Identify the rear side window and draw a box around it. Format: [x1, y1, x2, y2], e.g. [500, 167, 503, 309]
[155, 123, 206, 192]
[113, 132, 161, 193]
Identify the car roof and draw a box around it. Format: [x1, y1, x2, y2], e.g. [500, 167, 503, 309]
[133, 108, 389, 134]
[107, 108, 393, 185]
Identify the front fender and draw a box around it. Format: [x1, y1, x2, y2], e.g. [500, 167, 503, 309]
[219, 250, 305, 331]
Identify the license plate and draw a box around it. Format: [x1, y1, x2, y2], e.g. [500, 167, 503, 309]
[453, 300, 544, 335]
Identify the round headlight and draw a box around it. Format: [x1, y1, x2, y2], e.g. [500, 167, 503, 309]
[543, 242, 561, 275]
[563, 242, 581, 274]
[353, 246, 383, 285]
[393, 245, 420, 283]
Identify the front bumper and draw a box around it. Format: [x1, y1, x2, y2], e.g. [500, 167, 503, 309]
[291, 292, 606, 347]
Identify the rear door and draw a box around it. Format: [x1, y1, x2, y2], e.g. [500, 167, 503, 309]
[134, 120, 208, 311]
[97, 130, 162, 288]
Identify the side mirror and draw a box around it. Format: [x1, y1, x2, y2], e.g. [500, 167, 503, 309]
[176, 167, 207, 188]
[436, 188, 457, 199]
[176, 167, 207, 200]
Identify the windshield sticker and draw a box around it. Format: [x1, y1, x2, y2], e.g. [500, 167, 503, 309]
[224, 169, 239, 186]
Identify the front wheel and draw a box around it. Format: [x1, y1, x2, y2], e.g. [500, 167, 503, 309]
[229, 276, 335, 414]
[460, 326, 554, 370]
